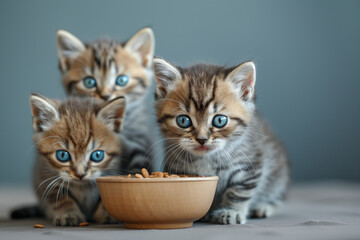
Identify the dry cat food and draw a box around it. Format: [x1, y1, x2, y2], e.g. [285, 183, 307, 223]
[141, 168, 149, 178]
[34, 224, 45, 228]
[117, 169, 206, 179]
[79, 222, 89, 226]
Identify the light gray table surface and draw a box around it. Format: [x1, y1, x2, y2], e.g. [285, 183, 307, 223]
[0, 182, 359, 240]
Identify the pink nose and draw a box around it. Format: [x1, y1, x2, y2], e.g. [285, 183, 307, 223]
[100, 94, 111, 101]
[74, 173, 86, 180]
[196, 138, 208, 145]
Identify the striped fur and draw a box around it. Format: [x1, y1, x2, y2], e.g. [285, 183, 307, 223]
[57, 28, 159, 172]
[30, 94, 125, 226]
[154, 58, 290, 224]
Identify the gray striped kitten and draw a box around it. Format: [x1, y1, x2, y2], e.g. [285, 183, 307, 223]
[30, 94, 125, 226]
[153, 58, 290, 224]
[56, 28, 159, 172]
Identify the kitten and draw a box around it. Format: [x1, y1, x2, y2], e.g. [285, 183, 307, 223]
[56, 28, 159, 172]
[153, 58, 290, 224]
[30, 94, 125, 226]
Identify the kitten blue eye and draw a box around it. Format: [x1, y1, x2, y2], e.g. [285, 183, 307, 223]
[116, 75, 129, 87]
[56, 150, 71, 162]
[212, 115, 228, 128]
[90, 150, 104, 162]
[83, 77, 97, 88]
[176, 115, 192, 128]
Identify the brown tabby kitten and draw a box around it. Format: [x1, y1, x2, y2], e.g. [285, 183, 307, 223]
[56, 28, 159, 172]
[30, 94, 125, 226]
[56, 28, 154, 102]
[153, 58, 290, 224]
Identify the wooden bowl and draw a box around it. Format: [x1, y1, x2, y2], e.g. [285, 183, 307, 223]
[96, 176, 218, 229]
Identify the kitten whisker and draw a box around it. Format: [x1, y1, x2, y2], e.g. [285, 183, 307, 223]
[155, 142, 180, 168]
[56, 179, 66, 208]
[172, 146, 186, 175]
[35, 175, 59, 192]
[163, 144, 183, 173]
[66, 180, 70, 200]
[40, 176, 61, 200]
[227, 152, 239, 174]
[224, 144, 255, 177]
[142, 137, 181, 169]
[41, 177, 61, 206]
[157, 142, 181, 171]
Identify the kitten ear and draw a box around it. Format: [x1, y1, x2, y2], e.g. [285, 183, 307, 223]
[153, 58, 181, 99]
[226, 61, 256, 101]
[124, 27, 155, 68]
[56, 30, 86, 71]
[30, 94, 59, 132]
[97, 97, 126, 133]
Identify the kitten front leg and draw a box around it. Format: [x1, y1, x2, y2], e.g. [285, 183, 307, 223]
[249, 203, 276, 218]
[93, 201, 118, 224]
[204, 207, 247, 224]
[45, 189, 85, 226]
[205, 183, 257, 224]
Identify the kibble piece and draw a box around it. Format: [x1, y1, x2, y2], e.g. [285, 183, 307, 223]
[79, 222, 89, 226]
[34, 224, 45, 228]
[141, 168, 149, 178]
[126, 169, 200, 179]
[126, 174, 131, 178]
[153, 172, 164, 178]
[169, 174, 180, 178]
[178, 174, 188, 178]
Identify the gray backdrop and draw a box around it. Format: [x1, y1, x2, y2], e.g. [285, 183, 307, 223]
[0, 0, 359, 184]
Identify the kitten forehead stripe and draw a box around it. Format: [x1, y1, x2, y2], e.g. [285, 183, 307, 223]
[202, 77, 217, 111]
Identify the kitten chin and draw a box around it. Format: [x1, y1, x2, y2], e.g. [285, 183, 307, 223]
[154, 58, 290, 225]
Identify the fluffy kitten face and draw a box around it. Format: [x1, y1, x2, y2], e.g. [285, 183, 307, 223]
[30, 95, 126, 182]
[154, 59, 256, 157]
[57, 28, 155, 102]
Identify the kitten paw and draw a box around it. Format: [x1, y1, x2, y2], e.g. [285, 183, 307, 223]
[93, 203, 118, 224]
[204, 208, 247, 225]
[249, 203, 275, 218]
[53, 212, 85, 226]
[95, 214, 118, 224]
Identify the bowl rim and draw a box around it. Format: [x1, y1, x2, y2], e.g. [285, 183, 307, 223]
[96, 175, 219, 183]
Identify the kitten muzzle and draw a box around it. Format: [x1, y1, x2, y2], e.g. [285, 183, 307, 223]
[73, 172, 86, 180]
[195, 146, 210, 150]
